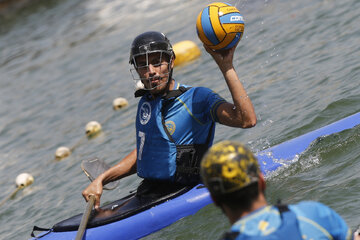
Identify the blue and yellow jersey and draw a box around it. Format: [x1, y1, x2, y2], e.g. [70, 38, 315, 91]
[136, 82, 226, 181]
[163, 82, 226, 145]
[229, 201, 351, 240]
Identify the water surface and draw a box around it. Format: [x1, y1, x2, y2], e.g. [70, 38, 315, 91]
[0, 0, 359, 239]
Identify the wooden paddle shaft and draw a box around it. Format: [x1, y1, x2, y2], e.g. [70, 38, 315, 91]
[75, 195, 95, 240]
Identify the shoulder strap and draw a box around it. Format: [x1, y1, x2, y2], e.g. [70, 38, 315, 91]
[134, 85, 190, 98]
[275, 204, 290, 213]
[220, 231, 240, 240]
[161, 86, 214, 145]
[134, 88, 148, 98]
[161, 86, 191, 142]
[163, 86, 191, 99]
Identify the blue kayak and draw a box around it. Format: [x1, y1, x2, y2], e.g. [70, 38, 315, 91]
[30, 112, 360, 240]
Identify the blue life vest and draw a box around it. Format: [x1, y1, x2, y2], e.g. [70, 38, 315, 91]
[136, 87, 214, 184]
[223, 205, 303, 240]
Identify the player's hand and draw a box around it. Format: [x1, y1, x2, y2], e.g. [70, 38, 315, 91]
[203, 43, 238, 72]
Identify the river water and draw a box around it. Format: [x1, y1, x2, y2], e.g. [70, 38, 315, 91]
[0, 0, 359, 239]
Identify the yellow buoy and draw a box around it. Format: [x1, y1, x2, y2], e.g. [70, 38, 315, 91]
[85, 121, 102, 138]
[15, 173, 34, 188]
[173, 40, 201, 67]
[55, 146, 71, 160]
[113, 97, 129, 110]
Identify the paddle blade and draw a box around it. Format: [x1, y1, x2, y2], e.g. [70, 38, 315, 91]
[81, 158, 120, 190]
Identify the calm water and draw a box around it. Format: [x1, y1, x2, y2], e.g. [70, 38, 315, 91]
[0, 0, 359, 239]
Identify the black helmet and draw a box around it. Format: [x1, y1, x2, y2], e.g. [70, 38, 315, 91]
[129, 31, 175, 65]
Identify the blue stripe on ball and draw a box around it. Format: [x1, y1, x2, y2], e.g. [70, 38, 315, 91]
[224, 33, 242, 49]
[219, 13, 244, 24]
[201, 7, 220, 45]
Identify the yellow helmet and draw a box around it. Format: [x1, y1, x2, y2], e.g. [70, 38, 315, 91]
[200, 140, 260, 196]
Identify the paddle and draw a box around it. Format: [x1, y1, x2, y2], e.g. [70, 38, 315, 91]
[74, 158, 120, 239]
[75, 194, 95, 240]
[81, 158, 120, 190]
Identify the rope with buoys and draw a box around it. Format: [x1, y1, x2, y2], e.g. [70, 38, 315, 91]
[1, 40, 200, 208]
[55, 120, 103, 160]
[1, 96, 128, 207]
[0, 173, 34, 207]
[50, 40, 200, 191]
[53, 40, 201, 159]
[54, 97, 129, 160]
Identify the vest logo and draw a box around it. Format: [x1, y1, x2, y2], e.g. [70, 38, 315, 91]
[230, 15, 243, 22]
[165, 120, 176, 135]
[139, 102, 151, 125]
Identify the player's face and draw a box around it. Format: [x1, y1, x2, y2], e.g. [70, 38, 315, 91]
[135, 52, 173, 95]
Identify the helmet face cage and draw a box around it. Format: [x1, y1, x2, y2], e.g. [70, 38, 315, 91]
[129, 32, 175, 91]
[130, 48, 174, 91]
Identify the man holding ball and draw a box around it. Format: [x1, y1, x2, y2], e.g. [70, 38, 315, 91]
[82, 30, 256, 208]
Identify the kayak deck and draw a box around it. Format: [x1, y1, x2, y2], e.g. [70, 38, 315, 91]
[32, 184, 212, 239]
[53, 185, 194, 232]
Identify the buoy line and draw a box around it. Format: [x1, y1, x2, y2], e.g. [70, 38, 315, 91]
[54, 39, 200, 159]
[0, 173, 34, 208]
[113, 97, 129, 111]
[1, 39, 200, 207]
[54, 96, 129, 161]
[85, 121, 103, 138]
